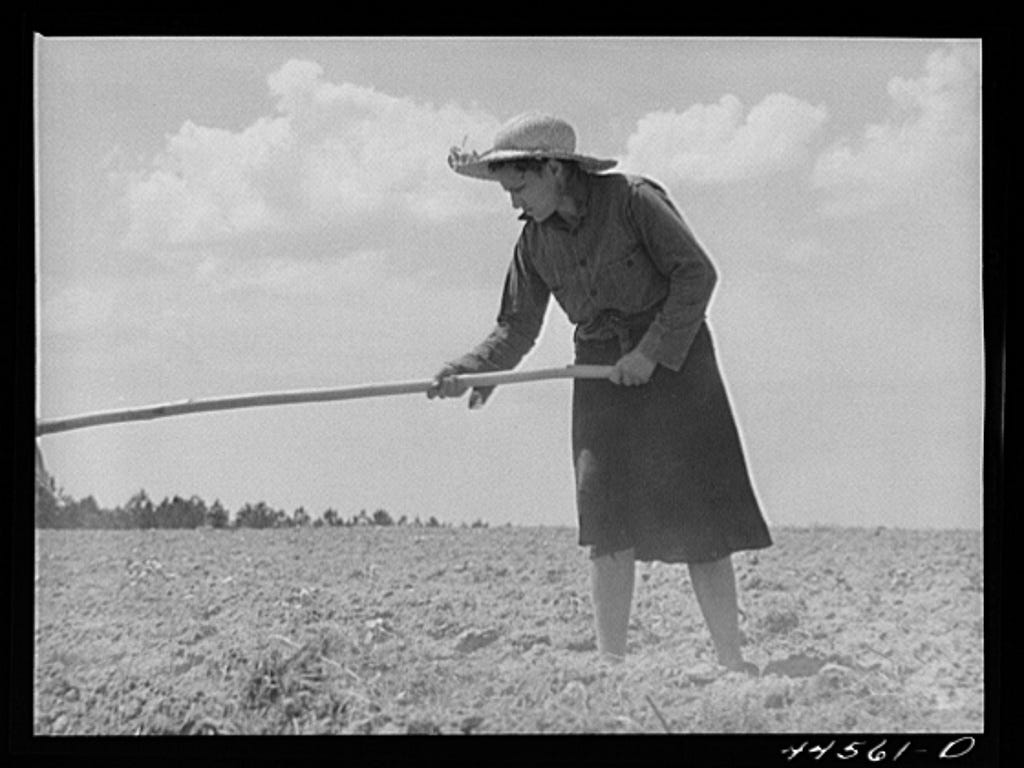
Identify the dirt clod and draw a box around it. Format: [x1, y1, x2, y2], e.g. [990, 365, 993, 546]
[454, 628, 501, 654]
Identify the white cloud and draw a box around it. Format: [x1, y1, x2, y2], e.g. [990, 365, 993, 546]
[122, 59, 501, 250]
[622, 93, 828, 184]
[781, 236, 832, 267]
[41, 282, 120, 336]
[195, 250, 389, 297]
[812, 46, 979, 217]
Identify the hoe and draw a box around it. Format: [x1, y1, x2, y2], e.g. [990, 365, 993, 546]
[34, 364, 614, 486]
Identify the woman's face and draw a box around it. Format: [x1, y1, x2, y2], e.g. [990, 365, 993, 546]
[493, 162, 563, 222]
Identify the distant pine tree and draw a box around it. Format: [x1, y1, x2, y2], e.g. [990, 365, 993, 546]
[206, 500, 230, 529]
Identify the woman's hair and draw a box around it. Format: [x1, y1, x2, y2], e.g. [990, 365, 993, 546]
[487, 157, 581, 177]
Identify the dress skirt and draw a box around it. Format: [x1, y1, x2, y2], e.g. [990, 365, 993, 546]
[572, 321, 772, 563]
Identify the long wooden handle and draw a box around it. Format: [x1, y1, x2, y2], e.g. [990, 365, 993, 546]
[35, 364, 613, 437]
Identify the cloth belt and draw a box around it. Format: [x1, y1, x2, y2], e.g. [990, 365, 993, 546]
[575, 301, 665, 357]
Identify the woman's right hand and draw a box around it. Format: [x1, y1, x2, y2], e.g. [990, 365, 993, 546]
[427, 364, 470, 400]
[427, 363, 495, 409]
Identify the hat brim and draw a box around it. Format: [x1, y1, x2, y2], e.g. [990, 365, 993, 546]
[449, 147, 617, 180]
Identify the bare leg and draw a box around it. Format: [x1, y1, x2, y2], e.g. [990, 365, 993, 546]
[688, 555, 751, 670]
[590, 547, 635, 659]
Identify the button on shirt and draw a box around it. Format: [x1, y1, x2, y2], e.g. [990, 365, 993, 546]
[451, 171, 718, 374]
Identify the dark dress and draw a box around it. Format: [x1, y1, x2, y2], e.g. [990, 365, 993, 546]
[573, 320, 772, 563]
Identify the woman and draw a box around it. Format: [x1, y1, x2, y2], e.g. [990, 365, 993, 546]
[428, 113, 772, 673]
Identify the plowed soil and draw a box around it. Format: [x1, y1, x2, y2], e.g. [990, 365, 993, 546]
[33, 525, 983, 734]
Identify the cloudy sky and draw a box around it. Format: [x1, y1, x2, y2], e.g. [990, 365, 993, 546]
[35, 37, 983, 529]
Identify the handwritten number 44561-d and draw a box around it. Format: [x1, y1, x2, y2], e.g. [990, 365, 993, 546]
[781, 737, 976, 762]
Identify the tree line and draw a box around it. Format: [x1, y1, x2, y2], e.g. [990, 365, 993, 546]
[34, 475, 484, 530]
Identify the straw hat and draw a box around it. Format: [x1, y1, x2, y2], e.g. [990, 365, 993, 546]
[448, 113, 617, 180]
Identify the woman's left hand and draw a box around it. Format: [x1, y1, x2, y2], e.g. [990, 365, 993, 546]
[610, 348, 657, 386]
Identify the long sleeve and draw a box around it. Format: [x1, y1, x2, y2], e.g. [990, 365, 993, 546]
[627, 181, 717, 371]
[449, 238, 551, 373]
